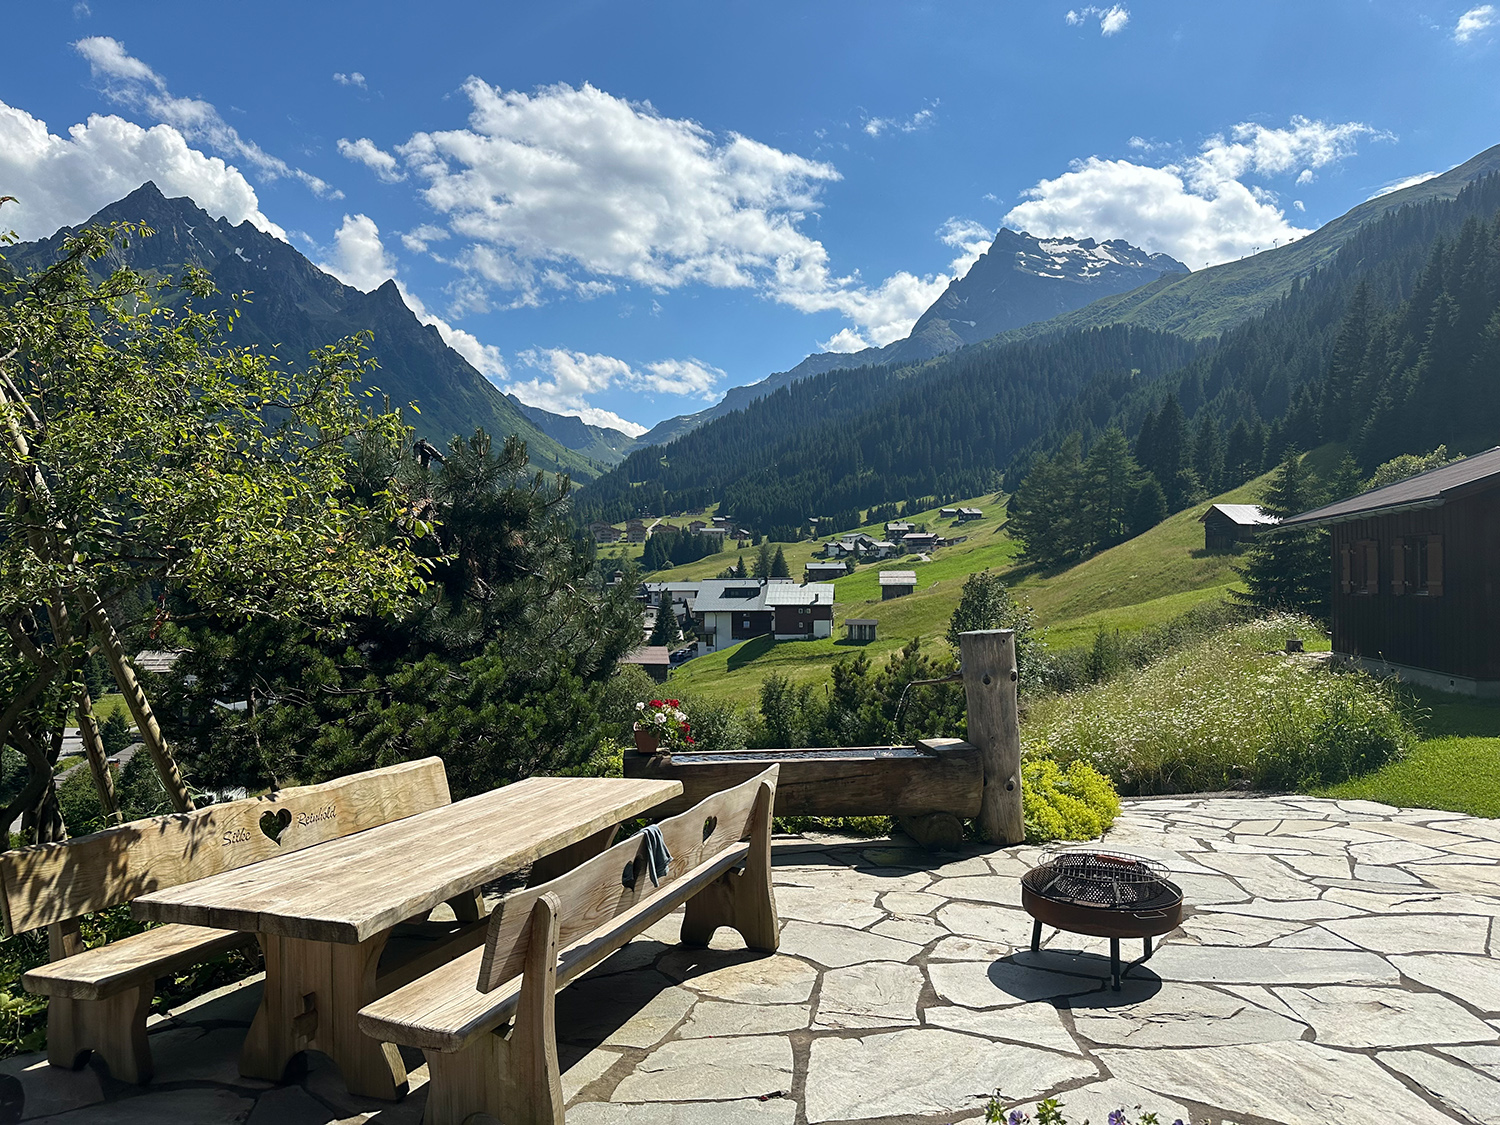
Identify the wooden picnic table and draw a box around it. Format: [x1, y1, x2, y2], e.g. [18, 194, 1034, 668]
[132, 775, 682, 1100]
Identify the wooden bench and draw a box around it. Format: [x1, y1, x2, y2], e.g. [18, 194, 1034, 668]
[0, 757, 461, 1084]
[358, 765, 780, 1125]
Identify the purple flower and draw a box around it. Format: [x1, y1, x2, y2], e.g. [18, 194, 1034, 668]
[1109, 1112, 1128, 1125]
[1009, 1112, 1026, 1125]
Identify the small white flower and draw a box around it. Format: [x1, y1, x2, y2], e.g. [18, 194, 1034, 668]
[636, 701, 646, 711]
[675, 710, 686, 722]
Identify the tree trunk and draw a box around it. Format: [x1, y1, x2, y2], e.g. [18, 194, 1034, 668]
[83, 600, 194, 813]
[76, 688, 123, 826]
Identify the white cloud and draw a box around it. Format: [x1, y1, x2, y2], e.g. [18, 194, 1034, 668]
[1067, 6, 1130, 35]
[508, 349, 649, 434]
[507, 347, 728, 433]
[1003, 116, 1390, 266]
[863, 105, 936, 138]
[820, 327, 873, 353]
[1295, 168, 1315, 184]
[320, 213, 398, 291]
[639, 358, 725, 397]
[315, 213, 508, 380]
[1455, 5, 1496, 42]
[74, 36, 340, 199]
[337, 137, 404, 182]
[938, 217, 994, 275]
[1293, 200, 1306, 212]
[1367, 170, 1441, 199]
[382, 79, 952, 345]
[332, 71, 367, 89]
[0, 98, 284, 241]
[401, 223, 450, 253]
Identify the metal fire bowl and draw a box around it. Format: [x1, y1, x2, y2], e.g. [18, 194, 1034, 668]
[1021, 883, 1184, 940]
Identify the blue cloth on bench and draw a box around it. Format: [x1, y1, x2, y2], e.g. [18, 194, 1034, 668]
[638, 824, 672, 887]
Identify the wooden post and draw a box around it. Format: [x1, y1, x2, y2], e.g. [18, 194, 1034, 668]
[959, 629, 1023, 845]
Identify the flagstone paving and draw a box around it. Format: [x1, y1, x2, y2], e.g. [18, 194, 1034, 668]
[3, 794, 1500, 1123]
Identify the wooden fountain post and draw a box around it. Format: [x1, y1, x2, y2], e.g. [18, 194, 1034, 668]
[959, 629, 1023, 845]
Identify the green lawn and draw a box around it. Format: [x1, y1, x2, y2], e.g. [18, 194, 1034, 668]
[1312, 685, 1500, 816]
[91, 694, 131, 724]
[666, 470, 1283, 703]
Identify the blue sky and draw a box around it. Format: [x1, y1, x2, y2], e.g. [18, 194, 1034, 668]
[4, 1, 1498, 434]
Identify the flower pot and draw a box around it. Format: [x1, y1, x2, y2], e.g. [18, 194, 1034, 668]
[633, 729, 660, 755]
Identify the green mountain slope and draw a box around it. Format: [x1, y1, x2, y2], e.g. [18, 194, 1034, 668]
[999, 144, 1500, 343]
[3, 182, 602, 480]
[666, 471, 1281, 704]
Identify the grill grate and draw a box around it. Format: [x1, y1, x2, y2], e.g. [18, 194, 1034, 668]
[1022, 850, 1179, 911]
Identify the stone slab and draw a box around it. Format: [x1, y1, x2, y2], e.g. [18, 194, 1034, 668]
[804, 1028, 1096, 1123]
[1322, 912, 1491, 955]
[660, 951, 817, 1004]
[1381, 1048, 1500, 1125]
[923, 1001, 1082, 1055]
[1070, 982, 1306, 1047]
[814, 961, 924, 1029]
[1391, 953, 1500, 1013]
[1273, 985, 1497, 1048]
[1147, 944, 1399, 986]
[929, 956, 1104, 1007]
[776, 920, 921, 968]
[601, 986, 696, 1048]
[678, 1001, 811, 1039]
[610, 1036, 792, 1103]
[1096, 1040, 1458, 1125]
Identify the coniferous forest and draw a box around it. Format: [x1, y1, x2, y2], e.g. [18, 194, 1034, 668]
[577, 173, 1500, 540]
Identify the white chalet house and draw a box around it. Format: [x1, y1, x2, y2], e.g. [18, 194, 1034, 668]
[667, 579, 835, 653]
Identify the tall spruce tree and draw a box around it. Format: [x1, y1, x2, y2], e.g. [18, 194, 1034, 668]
[1233, 450, 1330, 617]
[1079, 427, 1138, 552]
[770, 546, 790, 578]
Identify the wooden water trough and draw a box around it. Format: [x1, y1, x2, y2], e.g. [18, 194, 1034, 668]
[624, 630, 1023, 848]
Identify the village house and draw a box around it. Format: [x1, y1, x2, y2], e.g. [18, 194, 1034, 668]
[626, 519, 648, 544]
[804, 560, 849, 581]
[687, 580, 834, 652]
[901, 531, 939, 552]
[1200, 503, 1277, 551]
[939, 507, 958, 518]
[651, 522, 681, 537]
[617, 645, 672, 683]
[957, 507, 984, 523]
[1279, 447, 1500, 696]
[846, 618, 878, 643]
[698, 527, 728, 544]
[885, 520, 914, 537]
[879, 570, 918, 599]
[590, 522, 622, 544]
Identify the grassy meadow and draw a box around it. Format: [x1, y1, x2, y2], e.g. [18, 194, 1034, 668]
[659, 469, 1287, 703]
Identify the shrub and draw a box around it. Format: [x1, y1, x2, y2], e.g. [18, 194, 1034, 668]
[1025, 615, 1416, 795]
[1021, 754, 1121, 843]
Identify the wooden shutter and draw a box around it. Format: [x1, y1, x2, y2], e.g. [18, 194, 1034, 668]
[1427, 535, 1443, 596]
[1339, 543, 1352, 594]
[1390, 537, 1404, 595]
[1362, 540, 1380, 595]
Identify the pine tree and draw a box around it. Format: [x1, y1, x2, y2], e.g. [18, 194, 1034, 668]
[1233, 451, 1330, 617]
[648, 603, 676, 646]
[1192, 415, 1225, 495]
[753, 541, 773, 578]
[1079, 427, 1137, 552]
[1129, 474, 1168, 536]
[734, 555, 747, 578]
[770, 546, 790, 578]
[1321, 281, 1370, 441]
[1325, 453, 1366, 502]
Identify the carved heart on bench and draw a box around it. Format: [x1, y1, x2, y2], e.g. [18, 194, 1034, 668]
[259, 809, 293, 845]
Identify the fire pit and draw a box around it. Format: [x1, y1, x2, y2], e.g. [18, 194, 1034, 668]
[1021, 850, 1184, 990]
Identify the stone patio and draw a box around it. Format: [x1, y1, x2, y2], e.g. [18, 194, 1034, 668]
[5, 794, 1500, 1124]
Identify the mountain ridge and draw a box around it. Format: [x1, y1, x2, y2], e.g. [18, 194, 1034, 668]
[633, 229, 1187, 447]
[2, 183, 609, 480]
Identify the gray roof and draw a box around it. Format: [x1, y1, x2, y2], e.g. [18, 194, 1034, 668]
[1200, 503, 1277, 527]
[1280, 446, 1500, 528]
[805, 561, 847, 571]
[764, 583, 834, 606]
[846, 618, 878, 626]
[879, 570, 918, 585]
[620, 645, 672, 666]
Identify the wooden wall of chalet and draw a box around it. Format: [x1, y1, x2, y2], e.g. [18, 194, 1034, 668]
[1330, 490, 1500, 680]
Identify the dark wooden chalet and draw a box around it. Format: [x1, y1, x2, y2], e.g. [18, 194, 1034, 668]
[1280, 446, 1500, 695]
[1199, 503, 1276, 551]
